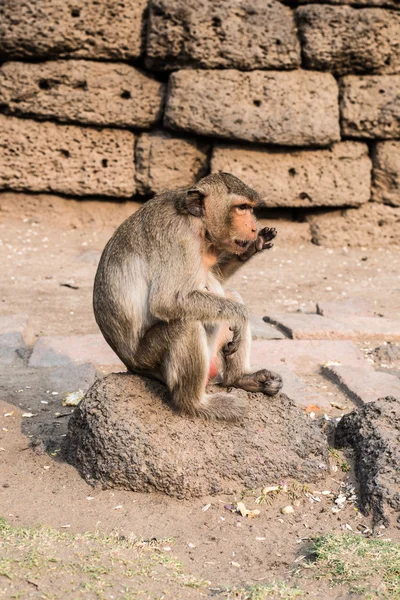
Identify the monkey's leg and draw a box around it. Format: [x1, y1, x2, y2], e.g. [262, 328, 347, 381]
[132, 321, 246, 421]
[220, 291, 283, 396]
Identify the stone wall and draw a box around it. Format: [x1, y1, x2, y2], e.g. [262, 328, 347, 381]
[0, 0, 399, 244]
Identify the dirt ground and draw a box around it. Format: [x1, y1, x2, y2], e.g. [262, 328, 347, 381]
[0, 192, 399, 599]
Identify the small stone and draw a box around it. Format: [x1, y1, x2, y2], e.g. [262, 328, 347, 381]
[281, 505, 294, 514]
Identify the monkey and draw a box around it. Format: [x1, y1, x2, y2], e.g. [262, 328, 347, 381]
[93, 172, 282, 421]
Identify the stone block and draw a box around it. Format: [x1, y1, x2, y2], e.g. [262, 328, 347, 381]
[297, 5, 400, 75]
[249, 316, 286, 340]
[308, 202, 400, 248]
[336, 396, 400, 525]
[0, 61, 165, 129]
[271, 366, 332, 411]
[325, 365, 400, 405]
[28, 334, 123, 369]
[212, 142, 371, 208]
[135, 131, 209, 195]
[371, 141, 400, 207]
[251, 339, 367, 375]
[146, 0, 300, 71]
[263, 313, 355, 340]
[340, 75, 400, 139]
[339, 317, 400, 342]
[0, 115, 135, 197]
[0, 314, 35, 365]
[295, 0, 398, 6]
[165, 70, 340, 146]
[0, 0, 147, 60]
[64, 373, 329, 498]
[316, 298, 374, 320]
[49, 363, 99, 395]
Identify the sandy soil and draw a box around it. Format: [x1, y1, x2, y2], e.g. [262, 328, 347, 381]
[0, 192, 399, 598]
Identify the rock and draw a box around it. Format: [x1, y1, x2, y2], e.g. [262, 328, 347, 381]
[28, 334, 123, 369]
[251, 339, 366, 375]
[135, 131, 209, 196]
[295, 0, 398, 6]
[0, 115, 135, 197]
[49, 363, 99, 395]
[0, 314, 35, 365]
[297, 5, 400, 75]
[64, 373, 330, 498]
[316, 298, 374, 320]
[263, 313, 355, 340]
[340, 75, 400, 139]
[146, 0, 300, 71]
[335, 396, 400, 525]
[339, 317, 400, 342]
[324, 365, 400, 405]
[308, 203, 400, 248]
[373, 343, 400, 366]
[371, 141, 400, 207]
[0, 61, 165, 129]
[164, 70, 340, 147]
[0, 0, 147, 60]
[211, 142, 371, 208]
[249, 316, 286, 340]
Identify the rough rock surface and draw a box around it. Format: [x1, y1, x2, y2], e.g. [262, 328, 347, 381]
[165, 70, 340, 146]
[135, 131, 209, 195]
[371, 141, 400, 207]
[146, 0, 300, 71]
[0, 0, 147, 60]
[295, 0, 398, 6]
[340, 75, 400, 139]
[335, 396, 400, 525]
[297, 6, 400, 75]
[64, 373, 330, 499]
[212, 142, 371, 208]
[0, 314, 35, 365]
[0, 115, 135, 197]
[0, 61, 165, 129]
[308, 203, 400, 248]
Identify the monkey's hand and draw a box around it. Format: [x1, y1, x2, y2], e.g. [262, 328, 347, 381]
[223, 323, 245, 357]
[238, 227, 277, 262]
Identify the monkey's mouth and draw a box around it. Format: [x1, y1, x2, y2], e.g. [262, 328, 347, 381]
[234, 239, 250, 249]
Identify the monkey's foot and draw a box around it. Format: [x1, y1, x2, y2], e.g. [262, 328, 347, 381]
[234, 369, 283, 396]
[198, 392, 247, 421]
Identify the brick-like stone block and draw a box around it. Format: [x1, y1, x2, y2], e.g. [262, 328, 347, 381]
[212, 142, 371, 208]
[0, 0, 147, 60]
[0, 115, 135, 197]
[372, 141, 400, 207]
[340, 75, 400, 139]
[135, 131, 209, 195]
[339, 318, 400, 342]
[295, 0, 398, 6]
[249, 316, 286, 340]
[29, 334, 123, 368]
[297, 6, 400, 75]
[324, 365, 400, 405]
[146, 0, 300, 71]
[165, 70, 340, 146]
[0, 61, 165, 129]
[0, 314, 35, 365]
[264, 313, 356, 340]
[316, 298, 374, 320]
[308, 202, 400, 248]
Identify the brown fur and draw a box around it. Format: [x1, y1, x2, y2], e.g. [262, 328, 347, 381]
[93, 173, 282, 421]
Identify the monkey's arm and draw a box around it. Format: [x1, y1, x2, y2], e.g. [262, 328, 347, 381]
[214, 226, 277, 283]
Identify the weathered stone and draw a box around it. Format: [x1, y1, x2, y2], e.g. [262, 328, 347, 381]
[29, 334, 123, 369]
[297, 6, 400, 75]
[0, 0, 147, 60]
[295, 0, 399, 6]
[336, 396, 400, 525]
[135, 131, 209, 195]
[165, 70, 340, 146]
[339, 318, 400, 342]
[146, 0, 300, 71]
[49, 363, 99, 395]
[340, 75, 400, 139]
[0, 314, 35, 365]
[263, 313, 355, 340]
[64, 373, 329, 498]
[0, 61, 165, 129]
[373, 343, 400, 366]
[212, 142, 371, 208]
[308, 203, 400, 248]
[268, 366, 332, 411]
[317, 298, 374, 320]
[249, 316, 286, 340]
[0, 115, 135, 197]
[371, 141, 400, 207]
[251, 340, 367, 375]
[324, 365, 400, 405]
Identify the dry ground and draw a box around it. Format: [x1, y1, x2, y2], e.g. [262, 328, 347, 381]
[0, 192, 399, 599]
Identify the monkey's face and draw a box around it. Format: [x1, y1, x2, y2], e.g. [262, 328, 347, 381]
[205, 195, 258, 255]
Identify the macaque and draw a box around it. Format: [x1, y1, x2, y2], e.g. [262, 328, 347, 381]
[93, 173, 282, 421]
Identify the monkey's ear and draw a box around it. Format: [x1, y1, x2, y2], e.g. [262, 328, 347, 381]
[175, 189, 205, 217]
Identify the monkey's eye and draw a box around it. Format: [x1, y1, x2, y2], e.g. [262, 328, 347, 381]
[236, 204, 253, 214]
